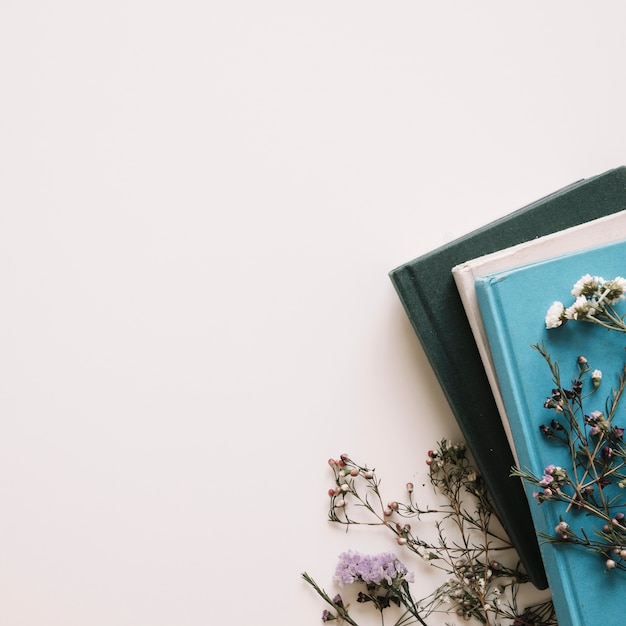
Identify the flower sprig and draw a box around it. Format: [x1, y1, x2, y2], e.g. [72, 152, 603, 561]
[511, 272, 626, 572]
[303, 442, 556, 625]
[512, 341, 626, 571]
[545, 274, 626, 332]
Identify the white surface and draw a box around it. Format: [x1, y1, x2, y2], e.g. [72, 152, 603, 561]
[452, 211, 626, 467]
[2, 2, 626, 624]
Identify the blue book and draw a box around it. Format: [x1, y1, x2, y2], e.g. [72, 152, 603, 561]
[475, 238, 626, 626]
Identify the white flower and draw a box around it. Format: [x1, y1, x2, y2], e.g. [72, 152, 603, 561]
[545, 301, 565, 328]
[565, 296, 595, 320]
[571, 274, 602, 298]
[601, 276, 626, 304]
[592, 369, 602, 388]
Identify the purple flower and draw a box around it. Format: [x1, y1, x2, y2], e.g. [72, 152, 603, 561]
[333, 550, 414, 587]
[539, 474, 554, 487]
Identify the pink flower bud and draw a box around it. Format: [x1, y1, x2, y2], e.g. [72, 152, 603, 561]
[555, 521, 569, 534]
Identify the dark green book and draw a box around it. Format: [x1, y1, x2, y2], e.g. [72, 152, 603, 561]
[388, 166, 626, 590]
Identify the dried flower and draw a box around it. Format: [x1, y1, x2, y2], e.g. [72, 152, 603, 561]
[305, 443, 556, 625]
[333, 550, 414, 587]
[545, 301, 566, 328]
[546, 274, 626, 333]
[592, 369, 602, 387]
[601, 277, 626, 304]
[571, 274, 601, 297]
[565, 295, 596, 320]
[512, 335, 626, 575]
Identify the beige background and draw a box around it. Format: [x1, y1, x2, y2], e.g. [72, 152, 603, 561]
[2, 2, 626, 624]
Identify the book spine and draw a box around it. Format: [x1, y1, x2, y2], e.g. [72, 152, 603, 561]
[474, 276, 539, 469]
[451, 265, 521, 465]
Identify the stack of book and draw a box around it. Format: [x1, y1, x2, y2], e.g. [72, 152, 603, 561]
[389, 166, 626, 624]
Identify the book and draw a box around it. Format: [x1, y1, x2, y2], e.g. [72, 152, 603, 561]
[388, 165, 626, 591]
[474, 238, 626, 626]
[452, 210, 626, 466]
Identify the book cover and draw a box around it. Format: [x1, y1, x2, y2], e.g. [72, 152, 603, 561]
[475, 238, 626, 626]
[452, 210, 626, 466]
[388, 165, 626, 591]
